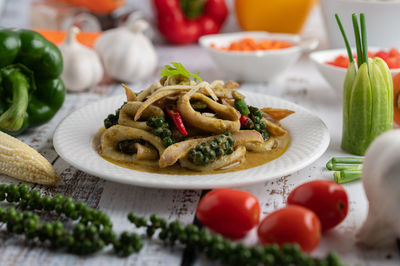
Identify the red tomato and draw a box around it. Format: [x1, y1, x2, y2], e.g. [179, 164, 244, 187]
[257, 206, 321, 252]
[196, 189, 260, 239]
[389, 48, 400, 57]
[374, 50, 389, 61]
[287, 180, 349, 232]
[387, 56, 400, 69]
[326, 55, 349, 68]
[326, 48, 400, 69]
[367, 51, 375, 58]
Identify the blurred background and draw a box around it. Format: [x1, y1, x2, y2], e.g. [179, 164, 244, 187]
[1, 0, 398, 94]
[0, 0, 324, 42]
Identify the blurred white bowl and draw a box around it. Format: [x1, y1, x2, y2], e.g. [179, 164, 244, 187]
[320, 0, 400, 49]
[310, 48, 400, 95]
[199, 31, 318, 83]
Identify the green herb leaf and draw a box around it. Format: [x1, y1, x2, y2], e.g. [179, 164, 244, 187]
[160, 62, 203, 82]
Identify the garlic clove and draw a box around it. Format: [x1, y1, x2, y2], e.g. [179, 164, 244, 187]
[60, 26, 104, 92]
[356, 129, 400, 248]
[94, 19, 157, 83]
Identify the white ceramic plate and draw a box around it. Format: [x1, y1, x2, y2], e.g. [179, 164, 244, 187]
[53, 91, 330, 189]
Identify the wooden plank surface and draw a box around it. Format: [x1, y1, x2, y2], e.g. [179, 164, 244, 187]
[0, 0, 399, 265]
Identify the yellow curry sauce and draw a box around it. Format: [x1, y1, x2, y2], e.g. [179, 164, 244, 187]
[93, 127, 290, 175]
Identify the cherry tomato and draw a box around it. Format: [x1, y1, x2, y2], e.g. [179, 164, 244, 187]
[374, 50, 389, 61]
[257, 206, 320, 252]
[389, 48, 400, 57]
[326, 48, 400, 69]
[196, 189, 260, 239]
[287, 180, 349, 232]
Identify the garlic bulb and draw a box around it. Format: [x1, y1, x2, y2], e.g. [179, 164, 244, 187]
[356, 129, 400, 247]
[59, 26, 104, 92]
[94, 20, 157, 83]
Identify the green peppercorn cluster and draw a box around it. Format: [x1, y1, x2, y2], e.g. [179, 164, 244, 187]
[117, 139, 145, 154]
[0, 183, 139, 255]
[0, 183, 343, 265]
[104, 102, 126, 129]
[127, 212, 343, 266]
[248, 106, 270, 140]
[188, 132, 235, 165]
[147, 117, 175, 147]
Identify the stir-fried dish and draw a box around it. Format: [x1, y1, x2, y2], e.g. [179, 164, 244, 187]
[95, 63, 294, 174]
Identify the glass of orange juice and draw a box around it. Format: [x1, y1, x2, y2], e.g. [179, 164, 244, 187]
[235, 0, 316, 34]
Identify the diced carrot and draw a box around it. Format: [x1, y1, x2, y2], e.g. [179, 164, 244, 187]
[228, 42, 238, 50]
[211, 37, 292, 52]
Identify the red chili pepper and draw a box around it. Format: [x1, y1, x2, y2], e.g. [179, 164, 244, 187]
[153, 0, 228, 45]
[240, 115, 249, 127]
[167, 109, 188, 136]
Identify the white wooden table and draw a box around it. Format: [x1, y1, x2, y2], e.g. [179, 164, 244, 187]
[0, 0, 398, 265]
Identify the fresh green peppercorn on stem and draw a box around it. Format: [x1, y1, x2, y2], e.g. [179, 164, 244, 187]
[127, 211, 344, 266]
[104, 102, 126, 129]
[0, 183, 139, 256]
[0, 183, 344, 265]
[147, 116, 175, 147]
[188, 132, 235, 165]
[246, 106, 270, 140]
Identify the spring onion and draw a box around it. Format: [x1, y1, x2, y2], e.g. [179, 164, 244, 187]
[336, 13, 393, 155]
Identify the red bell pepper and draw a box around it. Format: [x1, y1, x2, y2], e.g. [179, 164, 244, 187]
[153, 0, 228, 45]
[239, 115, 249, 127]
[166, 109, 188, 136]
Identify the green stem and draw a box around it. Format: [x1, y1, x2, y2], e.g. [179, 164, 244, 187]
[326, 159, 333, 170]
[334, 170, 361, 184]
[180, 0, 206, 19]
[332, 157, 364, 164]
[360, 13, 369, 72]
[352, 13, 363, 68]
[331, 164, 362, 171]
[335, 14, 354, 63]
[0, 71, 30, 131]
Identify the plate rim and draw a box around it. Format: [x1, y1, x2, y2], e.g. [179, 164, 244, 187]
[53, 91, 330, 189]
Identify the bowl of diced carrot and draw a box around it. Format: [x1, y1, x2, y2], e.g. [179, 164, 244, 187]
[310, 48, 400, 96]
[199, 31, 318, 83]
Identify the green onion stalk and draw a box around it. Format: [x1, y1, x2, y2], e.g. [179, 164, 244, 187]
[326, 157, 363, 184]
[335, 14, 393, 155]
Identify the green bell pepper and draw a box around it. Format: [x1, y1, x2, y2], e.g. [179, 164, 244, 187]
[0, 29, 65, 135]
[336, 14, 393, 155]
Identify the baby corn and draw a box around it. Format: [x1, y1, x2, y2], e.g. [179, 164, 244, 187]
[0, 131, 59, 185]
